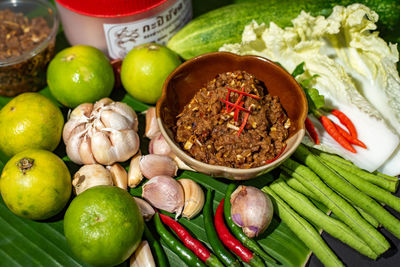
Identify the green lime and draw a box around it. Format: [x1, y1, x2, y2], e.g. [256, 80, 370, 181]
[64, 186, 144, 267]
[121, 43, 181, 104]
[47, 45, 115, 108]
[0, 149, 71, 220]
[0, 92, 64, 158]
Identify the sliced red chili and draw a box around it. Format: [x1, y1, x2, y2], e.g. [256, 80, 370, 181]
[219, 98, 251, 113]
[227, 87, 261, 99]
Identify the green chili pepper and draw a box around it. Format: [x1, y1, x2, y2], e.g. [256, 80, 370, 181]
[143, 223, 168, 267]
[204, 189, 241, 267]
[154, 213, 206, 267]
[224, 184, 277, 264]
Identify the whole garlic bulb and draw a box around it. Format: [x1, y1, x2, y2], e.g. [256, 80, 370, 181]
[72, 164, 113, 195]
[231, 185, 273, 238]
[63, 98, 139, 165]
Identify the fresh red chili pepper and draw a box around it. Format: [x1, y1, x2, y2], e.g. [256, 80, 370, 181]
[215, 199, 254, 263]
[265, 144, 287, 164]
[237, 106, 252, 136]
[305, 117, 320, 144]
[331, 109, 357, 138]
[159, 213, 210, 261]
[227, 87, 261, 99]
[333, 122, 367, 149]
[219, 98, 251, 113]
[319, 115, 356, 153]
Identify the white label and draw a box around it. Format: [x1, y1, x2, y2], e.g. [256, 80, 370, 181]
[103, 0, 192, 59]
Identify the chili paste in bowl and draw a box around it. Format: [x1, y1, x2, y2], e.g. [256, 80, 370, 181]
[174, 70, 290, 169]
[156, 52, 307, 180]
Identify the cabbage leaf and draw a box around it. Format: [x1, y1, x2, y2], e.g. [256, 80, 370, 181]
[220, 4, 400, 174]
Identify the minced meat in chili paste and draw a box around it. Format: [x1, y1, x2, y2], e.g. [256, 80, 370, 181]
[174, 70, 290, 169]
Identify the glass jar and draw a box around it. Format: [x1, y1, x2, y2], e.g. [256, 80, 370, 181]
[0, 0, 59, 97]
[55, 0, 192, 59]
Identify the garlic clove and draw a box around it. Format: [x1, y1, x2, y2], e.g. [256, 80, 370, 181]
[178, 179, 204, 219]
[69, 103, 93, 120]
[63, 116, 87, 144]
[110, 102, 138, 132]
[142, 175, 184, 218]
[66, 125, 86, 164]
[128, 151, 143, 188]
[133, 197, 155, 221]
[145, 107, 160, 139]
[79, 136, 97, 165]
[100, 110, 131, 130]
[107, 163, 128, 190]
[230, 185, 273, 238]
[149, 133, 172, 156]
[72, 164, 113, 195]
[108, 130, 140, 163]
[93, 97, 113, 111]
[91, 131, 116, 165]
[129, 241, 156, 267]
[171, 154, 195, 171]
[139, 154, 178, 179]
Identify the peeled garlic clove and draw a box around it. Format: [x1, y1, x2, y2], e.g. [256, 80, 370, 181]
[101, 110, 131, 130]
[142, 175, 184, 218]
[231, 185, 273, 238]
[149, 133, 172, 156]
[178, 179, 204, 219]
[108, 129, 139, 162]
[107, 163, 128, 190]
[145, 107, 160, 139]
[133, 197, 155, 221]
[73, 164, 113, 195]
[79, 136, 97, 165]
[139, 154, 178, 179]
[110, 102, 138, 132]
[130, 241, 155, 267]
[90, 131, 116, 165]
[128, 151, 143, 188]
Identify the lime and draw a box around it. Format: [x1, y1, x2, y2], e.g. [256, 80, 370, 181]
[0, 149, 71, 220]
[64, 186, 144, 267]
[121, 43, 181, 104]
[0, 92, 64, 158]
[47, 45, 115, 108]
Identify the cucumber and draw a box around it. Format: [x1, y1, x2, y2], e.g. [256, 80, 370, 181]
[168, 0, 400, 59]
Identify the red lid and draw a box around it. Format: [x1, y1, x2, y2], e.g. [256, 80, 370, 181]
[56, 0, 169, 18]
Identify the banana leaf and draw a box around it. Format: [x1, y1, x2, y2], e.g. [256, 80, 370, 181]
[0, 86, 313, 266]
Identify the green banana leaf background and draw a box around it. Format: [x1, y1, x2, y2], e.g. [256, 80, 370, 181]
[1, 0, 392, 266]
[0, 81, 317, 266]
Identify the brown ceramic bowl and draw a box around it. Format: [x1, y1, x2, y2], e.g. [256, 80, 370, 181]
[156, 52, 307, 180]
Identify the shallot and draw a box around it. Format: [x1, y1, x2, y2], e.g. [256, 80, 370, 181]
[230, 185, 273, 238]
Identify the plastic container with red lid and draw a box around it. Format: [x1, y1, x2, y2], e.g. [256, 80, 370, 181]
[55, 0, 192, 59]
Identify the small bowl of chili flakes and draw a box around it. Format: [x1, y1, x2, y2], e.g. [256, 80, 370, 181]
[0, 0, 59, 97]
[156, 52, 307, 180]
